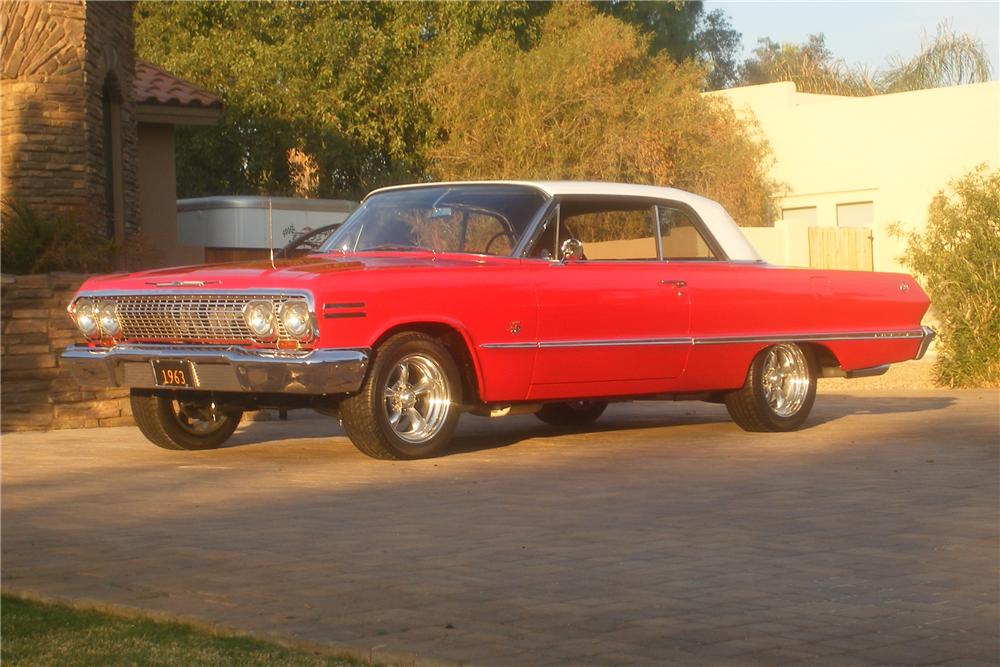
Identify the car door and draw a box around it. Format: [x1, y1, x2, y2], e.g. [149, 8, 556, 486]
[528, 198, 692, 389]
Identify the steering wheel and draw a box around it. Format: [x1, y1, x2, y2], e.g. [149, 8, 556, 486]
[483, 230, 517, 255]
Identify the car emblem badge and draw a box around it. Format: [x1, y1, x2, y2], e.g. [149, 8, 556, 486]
[145, 280, 221, 287]
[509, 321, 522, 335]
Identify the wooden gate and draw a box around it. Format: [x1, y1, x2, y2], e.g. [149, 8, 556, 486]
[808, 227, 873, 271]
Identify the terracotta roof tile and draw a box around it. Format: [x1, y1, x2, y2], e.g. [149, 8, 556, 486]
[133, 59, 222, 109]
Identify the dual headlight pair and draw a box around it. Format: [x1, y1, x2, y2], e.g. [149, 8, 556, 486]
[70, 297, 314, 343]
[71, 298, 119, 339]
[243, 299, 313, 342]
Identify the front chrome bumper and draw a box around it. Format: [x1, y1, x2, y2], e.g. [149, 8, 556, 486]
[61, 344, 369, 395]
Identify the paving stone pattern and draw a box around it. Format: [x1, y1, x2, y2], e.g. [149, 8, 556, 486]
[3, 389, 998, 666]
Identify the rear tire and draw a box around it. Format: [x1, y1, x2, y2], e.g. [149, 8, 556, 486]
[725, 343, 816, 432]
[339, 332, 462, 460]
[130, 391, 241, 450]
[535, 400, 608, 427]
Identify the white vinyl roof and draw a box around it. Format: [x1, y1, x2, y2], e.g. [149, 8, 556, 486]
[369, 180, 762, 262]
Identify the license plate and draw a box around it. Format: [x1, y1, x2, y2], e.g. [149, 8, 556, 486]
[152, 360, 195, 388]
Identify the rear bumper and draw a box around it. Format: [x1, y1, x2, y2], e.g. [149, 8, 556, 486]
[61, 344, 369, 395]
[914, 326, 936, 360]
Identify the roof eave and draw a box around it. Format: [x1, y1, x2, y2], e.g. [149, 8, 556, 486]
[135, 103, 223, 126]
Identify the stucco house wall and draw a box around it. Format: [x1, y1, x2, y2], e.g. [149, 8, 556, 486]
[713, 81, 1000, 272]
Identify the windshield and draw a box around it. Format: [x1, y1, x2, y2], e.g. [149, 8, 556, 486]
[320, 185, 548, 256]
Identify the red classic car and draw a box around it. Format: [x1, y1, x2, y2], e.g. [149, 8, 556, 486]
[63, 182, 934, 459]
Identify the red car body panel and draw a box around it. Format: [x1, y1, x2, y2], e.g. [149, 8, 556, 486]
[77, 251, 930, 404]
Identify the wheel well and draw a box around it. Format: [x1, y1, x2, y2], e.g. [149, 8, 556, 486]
[800, 342, 840, 372]
[372, 323, 481, 404]
[741, 342, 841, 377]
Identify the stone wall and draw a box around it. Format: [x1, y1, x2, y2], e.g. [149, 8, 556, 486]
[1, 273, 133, 432]
[83, 1, 141, 237]
[1, 1, 139, 237]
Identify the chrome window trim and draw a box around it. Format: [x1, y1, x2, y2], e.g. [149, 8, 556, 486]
[479, 328, 929, 350]
[514, 199, 560, 259]
[653, 204, 664, 261]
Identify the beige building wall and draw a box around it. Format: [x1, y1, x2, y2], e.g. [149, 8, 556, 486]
[713, 81, 1000, 272]
[136, 124, 205, 267]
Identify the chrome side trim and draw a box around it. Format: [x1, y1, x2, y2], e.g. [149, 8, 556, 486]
[480, 342, 540, 350]
[479, 328, 930, 350]
[692, 329, 927, 345]
[61, 344, 369, 395]
[914, 325, 936, 360]
[541, 338, 690, 349]
[481, 338, 691, 350]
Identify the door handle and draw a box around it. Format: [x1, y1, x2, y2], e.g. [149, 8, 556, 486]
[659, 279, 687, 287]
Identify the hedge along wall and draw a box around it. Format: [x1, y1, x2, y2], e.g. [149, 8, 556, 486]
[1, 273, 133, 432]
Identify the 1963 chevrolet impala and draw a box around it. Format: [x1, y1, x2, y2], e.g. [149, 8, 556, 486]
[63, 182, 934, 459]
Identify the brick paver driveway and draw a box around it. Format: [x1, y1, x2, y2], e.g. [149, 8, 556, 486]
[3, 389, 998, 666]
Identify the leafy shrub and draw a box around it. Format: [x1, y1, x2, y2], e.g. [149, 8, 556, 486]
[1, 199, 151, 275]
[899, 166, 1000, 387]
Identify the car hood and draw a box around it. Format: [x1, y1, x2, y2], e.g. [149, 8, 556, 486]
[78, 253, 512, 293]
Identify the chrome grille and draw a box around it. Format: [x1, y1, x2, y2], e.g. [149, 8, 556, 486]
[110, 294, 295, 344]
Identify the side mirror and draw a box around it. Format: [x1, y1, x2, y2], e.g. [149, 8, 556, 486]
[560, 238, 584, 262]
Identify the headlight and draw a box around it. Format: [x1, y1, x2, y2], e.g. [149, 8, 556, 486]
[97, 301, 121, 337]
[242, 300, 277, 340]
[278, 300, 312, 341]
[73, 298, 100, 339]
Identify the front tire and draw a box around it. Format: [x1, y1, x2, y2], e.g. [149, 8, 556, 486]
[340, 332, 462, 460]
[535, 400, 608, 427]
[725, 343, 817, 432]
[130, 391, 242, 450]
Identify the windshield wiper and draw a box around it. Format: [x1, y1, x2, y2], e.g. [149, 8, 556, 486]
[362, 244, 437, 254]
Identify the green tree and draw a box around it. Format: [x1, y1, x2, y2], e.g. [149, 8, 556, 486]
[694, 8, 742, 90]
[898, 167, 1000, 388]
[137, 1, 748, 199]
[135, 1, 545, 199]
[592, 0, 703, 60]
[427, 3, 778, 227]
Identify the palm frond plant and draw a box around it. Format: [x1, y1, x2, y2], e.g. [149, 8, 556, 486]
[880, 23, 992, 93]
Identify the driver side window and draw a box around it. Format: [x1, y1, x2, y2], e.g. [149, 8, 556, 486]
[557, 201, 657, 261]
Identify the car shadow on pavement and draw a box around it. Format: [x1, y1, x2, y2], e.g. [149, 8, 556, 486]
[809, 394, 957, 426]
[221, 405, 736, 456]
[219, 394, 959, 456]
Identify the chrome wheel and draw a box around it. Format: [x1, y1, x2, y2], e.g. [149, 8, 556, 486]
[382, 353, 451, 445]
[173, 400, 232, 436]
[760, 344, 810, 417]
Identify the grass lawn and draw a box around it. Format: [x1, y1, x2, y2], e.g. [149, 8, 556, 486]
[1, 594, 370, 666]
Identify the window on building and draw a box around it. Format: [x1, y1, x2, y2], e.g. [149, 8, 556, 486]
[781, 206, 817, 225]
[837, 201, 874, 228]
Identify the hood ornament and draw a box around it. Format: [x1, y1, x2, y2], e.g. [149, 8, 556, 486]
[145, 280, 221, 287]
